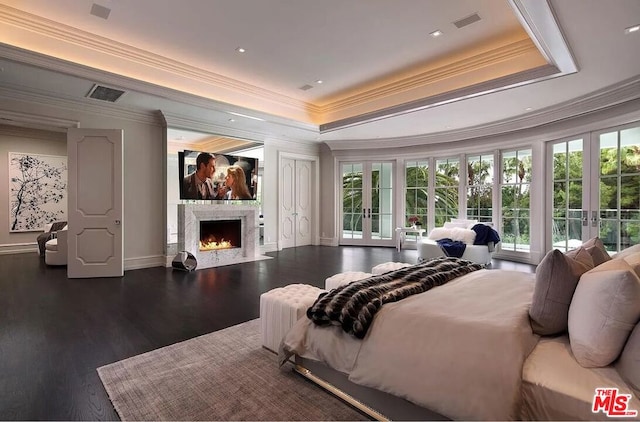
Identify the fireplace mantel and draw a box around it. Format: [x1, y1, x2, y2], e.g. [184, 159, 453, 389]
[177, 204, 261, 269]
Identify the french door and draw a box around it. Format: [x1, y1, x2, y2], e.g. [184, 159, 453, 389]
[340, 161, 395, 246]
[549, 123, 640, 253]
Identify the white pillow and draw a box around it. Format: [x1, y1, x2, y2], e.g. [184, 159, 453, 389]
[443, 221, 468, 229]
[428, 227, 450, 241]
[568, 259, 640, 367]
[451, 227, 476, 244]
[428, 227, 476, 244]
[451, 218, 479, 229]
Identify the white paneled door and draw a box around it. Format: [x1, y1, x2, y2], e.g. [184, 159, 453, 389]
[67, 129, 124, 278]
[280, 158, 312, 249]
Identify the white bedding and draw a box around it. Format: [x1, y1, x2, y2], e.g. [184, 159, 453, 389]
[521, 335, 637, 421]
[281, 269, 538, 420]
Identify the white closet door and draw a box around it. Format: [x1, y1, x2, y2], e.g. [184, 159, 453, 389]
[280, 157, 313, 249]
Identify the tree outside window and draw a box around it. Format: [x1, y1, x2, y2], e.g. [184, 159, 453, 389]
[466, 154, 493, 223]
[435, 158, 459, 227]
[501, 149, 532, 251]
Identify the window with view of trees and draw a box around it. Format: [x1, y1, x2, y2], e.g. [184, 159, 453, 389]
[598, 127, 640, 251]
[435, 158, 459, 227]
[501, 149, 532, 252]
[466, 154, 493, 223]
[551, 139, 584, 252]
[405, 161, 428, 228]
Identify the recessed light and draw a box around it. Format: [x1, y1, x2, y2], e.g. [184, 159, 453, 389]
[228, 118, 235, 122]
[624, 24, 640, 34]
[430, 30, 443, 37]
[525, 107, 533, 111]
[316, 80, 323, 84]
[236, 47, 246, 53]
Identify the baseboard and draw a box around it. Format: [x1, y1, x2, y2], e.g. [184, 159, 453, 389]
[320, 237, 339, 246]
[0, 243, 38, 255]
[260, 242, 278, 253]
[124, 255, 166, 270]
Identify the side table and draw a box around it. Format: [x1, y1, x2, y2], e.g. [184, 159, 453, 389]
[395, 227, 426, 251]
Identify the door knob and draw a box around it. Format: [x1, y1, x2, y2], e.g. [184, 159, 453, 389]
[115, 219, 121, 225]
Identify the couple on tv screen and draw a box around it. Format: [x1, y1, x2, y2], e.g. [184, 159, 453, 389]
[180, 150, 257, 201]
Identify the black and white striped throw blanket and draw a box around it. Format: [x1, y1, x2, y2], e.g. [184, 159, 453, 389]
[306, 256, 483, 339]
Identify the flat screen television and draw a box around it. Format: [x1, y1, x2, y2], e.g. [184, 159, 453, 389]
[179, 150, 258, 200]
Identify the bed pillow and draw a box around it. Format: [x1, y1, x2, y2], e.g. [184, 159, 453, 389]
[613, 244, 640, 260]
[622, 252, 640, 278]
[582, 237, 611, 266]
[443, 221, 470, 229]
[529, 248, 594, 335]
[615, 322, 640, 397]
[568, 259, 640, 367]
[428, 227, 476, 244]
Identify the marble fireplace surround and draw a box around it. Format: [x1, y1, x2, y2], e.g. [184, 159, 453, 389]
[178, 204, 262, 269]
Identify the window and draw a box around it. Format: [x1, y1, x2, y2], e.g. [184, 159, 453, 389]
[434, 158, 459, 226]
[598, 126, 640, 251]
[551, 139, 584, 252]
[466, 154, 493, 222]
[405, 160, 428, 228]
[501, 149, 532, 252]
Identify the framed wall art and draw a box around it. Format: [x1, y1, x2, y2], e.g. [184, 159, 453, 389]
[9, 152, 68, 232]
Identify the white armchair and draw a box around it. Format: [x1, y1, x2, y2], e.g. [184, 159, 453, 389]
[45, 226, 68, 265]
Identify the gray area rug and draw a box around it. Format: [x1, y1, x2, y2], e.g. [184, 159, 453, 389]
[97, 319, 368, 421]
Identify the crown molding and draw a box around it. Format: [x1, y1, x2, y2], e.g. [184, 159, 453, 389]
[161, 111, 275, 143]
[319, 0, 577, 130]
[320, 64, 558, 133]
[0, 5, 311, 114]
[0, 83, 160, 126]
[320, 38, 540, 113]
[324, 75, 640, 151]
[0, 1, 571, 128]
[0, 109, 78, 132]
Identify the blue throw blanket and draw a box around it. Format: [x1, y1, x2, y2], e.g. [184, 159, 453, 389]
[436, 238, 467, 257]
[472, 224, 500, 245]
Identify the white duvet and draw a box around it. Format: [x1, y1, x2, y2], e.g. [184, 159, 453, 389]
[281, 269, 539, 420]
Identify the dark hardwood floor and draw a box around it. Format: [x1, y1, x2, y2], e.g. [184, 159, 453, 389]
[0, 246, 535, 420]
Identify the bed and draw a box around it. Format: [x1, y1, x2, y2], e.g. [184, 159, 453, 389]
[279, 243, 640, 421]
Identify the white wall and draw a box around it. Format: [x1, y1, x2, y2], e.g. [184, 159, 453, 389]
[2, 97, 165, 268]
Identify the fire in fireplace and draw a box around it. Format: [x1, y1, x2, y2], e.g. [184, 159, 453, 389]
[199, 219, 242, 251]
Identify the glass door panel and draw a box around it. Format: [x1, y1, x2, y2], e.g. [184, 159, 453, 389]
[597, 126, 640, 252]
[340, 161, 394, 246]
[548, 123, 640, 255]
[371, 162, 393, 240]
[551, 140, 585, 252]
[342, 163, 363, 240]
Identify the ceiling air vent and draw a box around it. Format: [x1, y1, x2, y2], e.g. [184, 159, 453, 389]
[90, 3, 111, 20]
[299, 84, 314, 91]
[453, 13, 481, 29]
[86, 84, 126, 102]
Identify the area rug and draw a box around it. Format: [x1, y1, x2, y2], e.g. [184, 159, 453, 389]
[97, 319, 367, 421]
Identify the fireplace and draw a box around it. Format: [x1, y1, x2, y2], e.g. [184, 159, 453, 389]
[177, 204, 262, 269]
[199, 219, 241, 251]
